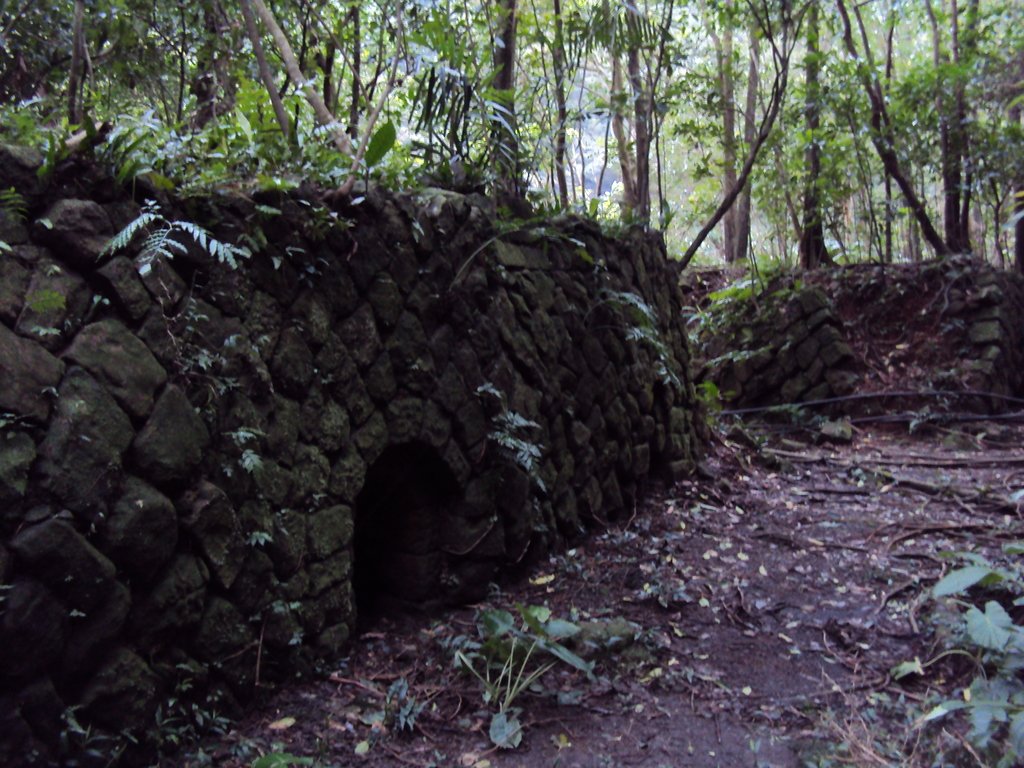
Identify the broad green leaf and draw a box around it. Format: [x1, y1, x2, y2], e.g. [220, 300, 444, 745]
[544, 619, 581, 640]
[479, 609, 515, 638]
[363, 122, 397, 168]
[933, 566, 1002, 597]
[538, 638, 594, 677]
[1003, 540, 1024, 554]
[1010, 711, 1024, 757]
[891, 658, 924, 680]
[921, 700, 968, 722]
[488, 711, 522, 749]
[965, 601, 1014, 650]
[251, 754, 314, 768]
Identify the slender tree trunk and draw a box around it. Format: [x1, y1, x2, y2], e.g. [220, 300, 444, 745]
[493, 0, 521, 201]
[680, 21, 792, 269]
[799, 1, 830, 270]
[552, 0, 569, 208]
[611, 51, 638, 215]
[626, 13, 650, 223]
[836, 0, 950, 257]
[1014, 99, 1024, 273]
[190, 0, 236, 129]
[348, 4, 361, 137]
[714, 4, 739, 261]
[239, 0, 290, 139]
[735, 31, 759, 264]
[248, 0, 351, 155]
[68, 0, 85, 123]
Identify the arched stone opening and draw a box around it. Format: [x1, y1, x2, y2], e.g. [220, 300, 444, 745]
[353, 442, 460, 618]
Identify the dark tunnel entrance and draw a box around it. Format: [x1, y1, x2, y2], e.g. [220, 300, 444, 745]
[353, 442, 460, 620]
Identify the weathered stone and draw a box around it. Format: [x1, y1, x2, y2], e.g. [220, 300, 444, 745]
[229, 549, 276, 614]
[307, 505, 354, 559]
[34, 199, 112, 269]
[193, 596, 254, 661]
[179, 481, 246, 590]
[0, 324, 63, 424]
[385, 397, 425, 443]
[132, 385, 209, 485]
[969, 320, 1001, 345]
[271, 327, 314, 397]
[10, 518, 117, 612]
[0, 143, 45, 196]
[819, 419, 853, 444]
[62, 581, 131, 679]
[316, 623, 351, 657]
[353, 411, 388, 464]
[314, 399, 350, 453]
[266, 394, 301, 463]
[329, 448, 366, 503]
[79, 647, 160, 730]
[420, 400, 451, 448]
[0, 580, 67, 678]
[0, 431, 35, 504]
[290, 444, 330, 505]
[339, 304, 381, 368]
[95, 255, 152, 320]
[819, 340, 853, 368]
[130, 554, 209, 645]
[0, 256, 30, 323]
[253, 458, 292, 506]
[365, 352, 397, 402]
[64, 319, 167, 420]
[454, 398, 487, 448]
[99, 477, 177, 580]
[290, 290, 331, 347]
[367, 275, 404, 329]
[308, 550, 353, 595]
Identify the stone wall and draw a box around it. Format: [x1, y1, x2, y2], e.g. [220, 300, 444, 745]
[697, 282, 860, 409]
[692, 259, 1024, 414]
[0, 145, 700, 763]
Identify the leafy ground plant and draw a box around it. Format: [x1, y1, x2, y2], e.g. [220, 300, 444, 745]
[894, 544, 1024, 766]
[453, 604, 593, 749]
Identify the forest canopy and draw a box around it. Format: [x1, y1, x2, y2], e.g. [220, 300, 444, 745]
[1, 0, 1022, 269]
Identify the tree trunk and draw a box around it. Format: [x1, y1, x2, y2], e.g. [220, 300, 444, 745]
[67, 0, 85, 124]
[611, 52, 638, 216]
[492, 0, 521, 201]
[626, 13, 651, 224]
[799, 1, 830, 270]
[836, 0, 950, 257]
[715, 3, 739, 261]
[248, 0, 351, 155]
[735, 30, 759, 265]
[552, 0, 569, 208]
[190, 0, 236, 130]
[239, 0, 290, 140]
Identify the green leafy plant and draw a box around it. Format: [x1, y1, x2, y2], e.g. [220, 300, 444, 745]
[894, 544, 1024, 766]
[251, 753, 313, 768]
[103, 199, 250, 271]
[454, 604, 593, 749]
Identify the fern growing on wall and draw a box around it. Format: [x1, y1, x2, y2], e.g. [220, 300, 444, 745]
[103, 199, 250, 274]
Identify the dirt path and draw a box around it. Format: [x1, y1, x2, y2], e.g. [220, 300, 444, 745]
[195, 423, 1024, 768]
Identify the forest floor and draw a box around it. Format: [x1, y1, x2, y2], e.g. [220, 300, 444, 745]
[194, 419, 1024, 768]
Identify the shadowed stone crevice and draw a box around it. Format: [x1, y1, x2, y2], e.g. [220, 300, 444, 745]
[354, 442, 459, 618]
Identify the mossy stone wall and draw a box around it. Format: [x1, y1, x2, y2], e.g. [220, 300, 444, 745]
[0, 146, 699, 763]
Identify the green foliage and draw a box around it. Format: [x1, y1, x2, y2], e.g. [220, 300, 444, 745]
[251, 753, 314, 768]
[453, 604, 593, 750]
[103, 199, 250, 271]
[896, 545, 1024, 765]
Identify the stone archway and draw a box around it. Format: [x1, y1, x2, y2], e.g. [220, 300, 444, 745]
[353, 442, 460, 617]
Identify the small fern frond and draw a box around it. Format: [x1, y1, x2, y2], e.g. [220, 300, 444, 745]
[102, 203, 164, 256]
